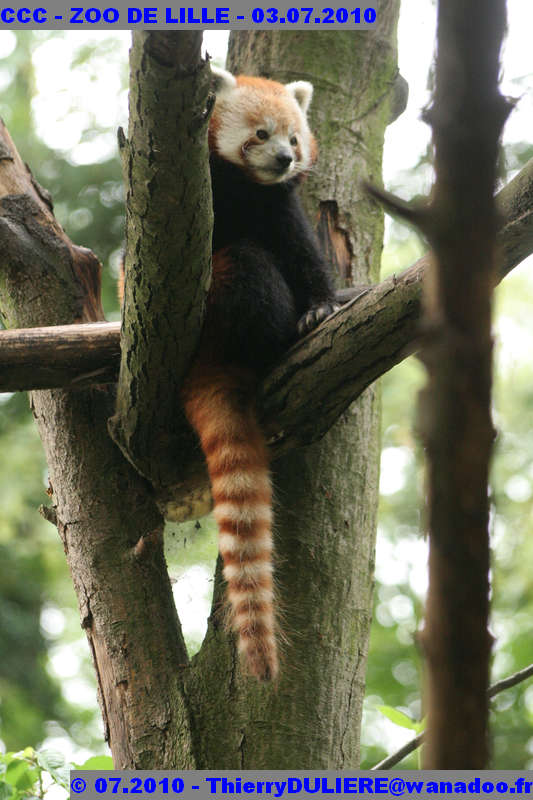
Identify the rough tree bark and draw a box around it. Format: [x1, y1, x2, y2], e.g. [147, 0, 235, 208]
[108, 32, 213, 486]
[0, 16, 521, 769]
[366, 0, 511, 767]
[0, 122, 189, 768]
[0, 27, 398, 768]
[191, 19, 399, 767]
[419, 0, 511, 767]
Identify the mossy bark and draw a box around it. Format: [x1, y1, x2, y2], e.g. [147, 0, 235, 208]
[109, 32, 213, 487]
[1, 18, 532, 771]
[179, 20, 399, 768]
[0, 120, 191, 768]
[0, 25, 399, 768]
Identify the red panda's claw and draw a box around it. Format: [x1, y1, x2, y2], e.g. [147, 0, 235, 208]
[297, 302, 341, 337]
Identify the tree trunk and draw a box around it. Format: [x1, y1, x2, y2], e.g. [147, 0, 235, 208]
[420, 0, 509, 768]
[0, 24, 398, 768]
[0, 122, 190, 769]
[180, 20, 399, 768]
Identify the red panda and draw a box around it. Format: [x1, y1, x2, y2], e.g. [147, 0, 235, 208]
[182, 66, 339, 682]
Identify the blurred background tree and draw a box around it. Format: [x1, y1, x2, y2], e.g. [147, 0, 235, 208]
[0, 16, 532, 767]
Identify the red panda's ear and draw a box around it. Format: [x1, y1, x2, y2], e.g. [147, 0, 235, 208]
[211, 66, 237, 97]
[285, 81, 313, 114]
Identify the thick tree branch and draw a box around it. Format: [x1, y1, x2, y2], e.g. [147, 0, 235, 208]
[497, 159, 533, 277]
[0, 122, 104, 327]
[108, 32, 213, 485]
[1, 157, 532, 518]
[1, 155, 531, 415]
[0, 322, 121, 390]
[0, 290, 366, 392]
[259, 149, 533, 454]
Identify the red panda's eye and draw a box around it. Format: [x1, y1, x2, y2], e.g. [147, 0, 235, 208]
[256, 129, 269, 140]
[290, 136, 297, 146]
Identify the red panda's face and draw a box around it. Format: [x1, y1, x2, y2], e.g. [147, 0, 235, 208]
[209, 67, 317, 185]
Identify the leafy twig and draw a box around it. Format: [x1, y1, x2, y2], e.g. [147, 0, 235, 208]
[371, 662, 533, 770]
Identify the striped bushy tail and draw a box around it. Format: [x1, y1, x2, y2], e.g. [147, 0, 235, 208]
[182, 364, 278, 681]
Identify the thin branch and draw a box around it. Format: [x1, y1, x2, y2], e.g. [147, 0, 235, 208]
[364, 181, 430, 233]
[372, 662, 533, 770]
[488, 662, 533, 698]
[372, 732, 424, 771]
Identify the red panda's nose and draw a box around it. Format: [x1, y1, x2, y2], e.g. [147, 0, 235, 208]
[276, 151, 293, 170]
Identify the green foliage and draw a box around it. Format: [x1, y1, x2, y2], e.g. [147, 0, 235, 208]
[0, 748, 113, 800]
[378, 706, 425, 734]
[0, 393, 104, 752]
[0, 748, 66, 799]
[73, 756, 113, 770]
[0, 393, 88, 749]
[0, 544, 63, 749]
[360, 137, 533, 768]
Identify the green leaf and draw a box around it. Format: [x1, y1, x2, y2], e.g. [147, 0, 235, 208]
[413, 716, 427, 734]
[4, 761, 38, 791]
[377, 705, 420, 731]
[35, 751, 69, 789]
[75, 756, 114, 770]
[53, 768, 70, 790]
[0, 754, 16, 770]
[35, 751, 65, 773]
[0, 780, 15, 800]
[4, 762, 26, 787]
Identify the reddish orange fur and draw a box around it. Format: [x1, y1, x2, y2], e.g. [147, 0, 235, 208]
[209, 74, 317, 171]
[181, 71, 320, 681]
[181, 362, 278, 681]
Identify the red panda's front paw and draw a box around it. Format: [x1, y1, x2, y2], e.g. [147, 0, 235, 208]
[297, 302, 341, 337]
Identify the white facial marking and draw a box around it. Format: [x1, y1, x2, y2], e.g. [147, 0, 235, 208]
[210, 65, 237, 95]
[285, 81, 313, 114]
